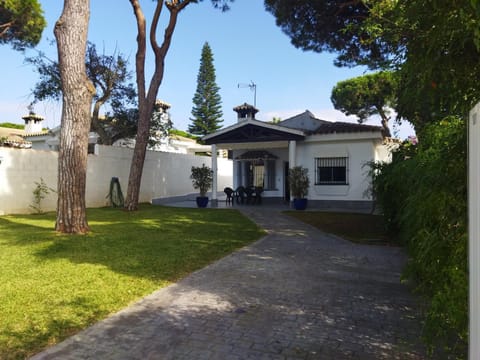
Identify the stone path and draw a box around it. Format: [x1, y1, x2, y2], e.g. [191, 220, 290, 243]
[31, 207, 426, 359]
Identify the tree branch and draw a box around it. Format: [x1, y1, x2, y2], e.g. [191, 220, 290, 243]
[129, 0, 147, 102]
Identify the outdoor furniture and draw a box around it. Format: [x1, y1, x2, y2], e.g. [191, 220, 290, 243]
[245, 186, 263, 205]
[235, 186, 247, 204]
[224, 187, 234, 205]
[244, 186, 254, 204]
[254, 186, 263, 204]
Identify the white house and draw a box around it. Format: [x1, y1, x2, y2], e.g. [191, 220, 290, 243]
[10, 101, 215, 155]
[203, 103, 392, 211]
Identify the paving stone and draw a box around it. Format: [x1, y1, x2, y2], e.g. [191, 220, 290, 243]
[30, 206, 427, 360]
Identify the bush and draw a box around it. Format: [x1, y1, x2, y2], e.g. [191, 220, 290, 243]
[371, 117, 467, 358]
[190, 164, 213, 197]
[288, 166, 310, 199]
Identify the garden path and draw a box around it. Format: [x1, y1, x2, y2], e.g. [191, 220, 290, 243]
[31, 206, 426, 359]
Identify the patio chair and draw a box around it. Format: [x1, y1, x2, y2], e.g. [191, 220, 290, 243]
[245, 186, 255, 204]
[254, 186, 263, 204]
[224, 187, 234, 205]
[245, 186, 263, 205]
[235, 186, 247, 204]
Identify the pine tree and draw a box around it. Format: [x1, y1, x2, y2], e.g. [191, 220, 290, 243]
[188, 42, 223, 135]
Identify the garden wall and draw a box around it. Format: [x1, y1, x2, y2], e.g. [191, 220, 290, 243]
[0, 145, 232, 215]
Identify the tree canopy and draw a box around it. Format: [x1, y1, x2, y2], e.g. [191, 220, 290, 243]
[0, 0, 46, 50]
[266, 0, 480, 133]
[188, 42, 223, 136]
[27, 42, 138, 145]
[264, 0, 401, 69]
[331, 71, 397, 137]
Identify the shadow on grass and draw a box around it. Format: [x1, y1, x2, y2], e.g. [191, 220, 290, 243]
[284, 210, 398, 246]
[0, 205, 265, 359]
[2, 205, 264, 282]
[26, 216, 427, 360]
[2, 296, 104, 360]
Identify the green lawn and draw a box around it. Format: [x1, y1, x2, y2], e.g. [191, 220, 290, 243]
[285, 211, 393, 245]
[0, 204, 264, 359]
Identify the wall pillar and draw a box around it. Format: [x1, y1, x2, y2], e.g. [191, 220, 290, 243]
[287, 140, 297, 207]
[469, 103, 480, 358]
[288, 140, 296, 169]
[211, 144, 217, 202]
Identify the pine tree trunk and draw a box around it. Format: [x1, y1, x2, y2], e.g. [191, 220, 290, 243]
[54, 0, 94, 233]
[378, 107, 392, 138]
[124, 104, 153, 211]
[124, 1, 184, 211]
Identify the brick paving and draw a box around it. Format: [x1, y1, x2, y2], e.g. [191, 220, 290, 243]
[31, 206, 426, 359]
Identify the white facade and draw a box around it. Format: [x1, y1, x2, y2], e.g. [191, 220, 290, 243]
[230, 136, 388, 204]
[205, 106, 391, 211]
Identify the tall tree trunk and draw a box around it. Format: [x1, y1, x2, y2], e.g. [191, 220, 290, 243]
[54, 0, 95, 233]
[377, 106, 392, 138]
[124, 0, 189, 211]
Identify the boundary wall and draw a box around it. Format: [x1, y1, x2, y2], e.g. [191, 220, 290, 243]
[0, 145, 232, 215]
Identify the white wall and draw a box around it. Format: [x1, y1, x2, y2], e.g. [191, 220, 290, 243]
[296, 139, 377, 202]
[469, 102, 480, 358]
[230, 139, 381, 203]
[0, 145, 232, 215]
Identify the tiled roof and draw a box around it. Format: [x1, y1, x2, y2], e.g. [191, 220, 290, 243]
[0, 127, 25, 137]
[308, 121, 382, 135]
[23, 130, 50, 138]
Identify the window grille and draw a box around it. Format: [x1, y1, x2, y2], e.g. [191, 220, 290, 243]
[315, 157, 348, 185]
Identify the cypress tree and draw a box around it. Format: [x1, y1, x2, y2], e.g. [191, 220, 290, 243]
[188, 42, 223, 135]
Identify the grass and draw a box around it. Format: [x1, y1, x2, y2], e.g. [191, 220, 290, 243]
[0, 204, 264, 359]
[284, 210, 394, 245]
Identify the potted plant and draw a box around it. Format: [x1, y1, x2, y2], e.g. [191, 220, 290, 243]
[288, 166, 310, 210]
[190, 164, 213, 208]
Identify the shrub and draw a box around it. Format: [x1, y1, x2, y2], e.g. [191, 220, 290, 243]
[30, 178, 55, 214]
[288, 166, 310, 199]
[371, 117, 467, 358]
[190, 164, 213, 197]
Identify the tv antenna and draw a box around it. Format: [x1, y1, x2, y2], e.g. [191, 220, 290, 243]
[238, 81, 257, 107]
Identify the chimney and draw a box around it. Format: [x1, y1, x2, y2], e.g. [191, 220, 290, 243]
[233, 103, 259, 123]
[22, 109, 44, 134]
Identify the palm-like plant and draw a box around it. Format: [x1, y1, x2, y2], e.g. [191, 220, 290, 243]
[190, 164, 213, 197]
[288, 166, 310, 199]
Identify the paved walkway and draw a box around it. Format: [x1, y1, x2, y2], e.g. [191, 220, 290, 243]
[31, 207, 426, 359]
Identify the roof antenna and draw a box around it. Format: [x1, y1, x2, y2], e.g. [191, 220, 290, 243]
[237, 81, 257, 107]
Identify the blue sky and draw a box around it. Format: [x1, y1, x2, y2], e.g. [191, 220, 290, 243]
[0, 0, 414, 138]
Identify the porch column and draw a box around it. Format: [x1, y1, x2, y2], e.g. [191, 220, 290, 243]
[288, 140, 297, 169]
[211, 144, 218, 202]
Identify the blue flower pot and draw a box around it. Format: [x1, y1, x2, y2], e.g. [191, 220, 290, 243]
[196, 196, 209, 208]
[293, 198, 308, 210]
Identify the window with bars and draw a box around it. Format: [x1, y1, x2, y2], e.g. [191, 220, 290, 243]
[315, 157, 348, 185]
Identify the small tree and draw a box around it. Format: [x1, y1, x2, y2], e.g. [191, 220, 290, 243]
[27, 42, 138, 145]
[288, 166, 310, 199]
[188, 42, 223, 136]
[190, 164, 213, 197]
[30, 177, 55, 214]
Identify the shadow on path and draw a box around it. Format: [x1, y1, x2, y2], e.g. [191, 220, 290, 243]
[31, 208, 426, 359]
